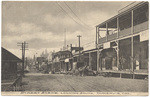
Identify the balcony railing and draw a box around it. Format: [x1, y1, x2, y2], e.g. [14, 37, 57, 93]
[98, 21, 148, 44]
[107, 33, 117, 41]
[119, 27, 132, 38]
[133, 21, 149, 34]
[99, 37, 106, 44]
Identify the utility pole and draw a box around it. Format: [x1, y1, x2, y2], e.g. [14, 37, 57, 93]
[77, 35, 81, 61]
[26, 57, 27, 69]
[17, 41, 28, 76]
[64, 28, 67, 50]
[22, 42, 24, 75]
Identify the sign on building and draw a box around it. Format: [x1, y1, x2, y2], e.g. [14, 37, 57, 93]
[140, 30, 149, 42]
[103, 42, 110, 49]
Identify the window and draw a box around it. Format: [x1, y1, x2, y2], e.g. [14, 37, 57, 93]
[119, 12, 131, 31]
[73, 57, 77, 62]
[133, 4, 148, 26]
[107, 18, 117, 35]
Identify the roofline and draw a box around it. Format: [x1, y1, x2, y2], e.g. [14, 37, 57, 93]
[54, 50, 71, 54]
[72, 48, 97, 56]
[2, 47, 22, 61]
[83, 48, 97, 53]
[2, 60, 22, 62]
[96, 1, 148, 27]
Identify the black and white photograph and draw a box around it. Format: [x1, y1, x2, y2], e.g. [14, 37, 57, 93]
[1, 1, 149, 96]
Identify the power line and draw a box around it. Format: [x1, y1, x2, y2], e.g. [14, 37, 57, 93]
[83, 43, 96, 48]
[56, 2, 91, 30]
[64, 2, 93, 29]
[56, 2, 88, 30]
[82, 41, 95, 46]
[118, 1, 136, 13]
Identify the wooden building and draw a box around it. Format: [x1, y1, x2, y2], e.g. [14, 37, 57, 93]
[2, 47, 22, 80]
[82, 49, 98, 71]
[36, 57, 46, 70]
[52, 50, 72, 73]
[95, 2, 148, 75]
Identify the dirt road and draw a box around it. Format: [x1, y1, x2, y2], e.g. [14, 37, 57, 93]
[23, 73, 148, 92]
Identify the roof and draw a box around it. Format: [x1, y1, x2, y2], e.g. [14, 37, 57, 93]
[96, 1, 148, 28]
[83, 48, 98, 53]
[54, 50, 71, 56]
[2, 47, 22, 62]
[37, 57, 46, 62]
[71, 47, 83, 51]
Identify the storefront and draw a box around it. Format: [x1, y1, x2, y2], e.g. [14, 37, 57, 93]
[100, 48, 117, 70]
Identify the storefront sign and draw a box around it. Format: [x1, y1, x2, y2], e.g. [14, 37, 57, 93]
[140, 30, 149, 42]
[103, 42, 110, 49]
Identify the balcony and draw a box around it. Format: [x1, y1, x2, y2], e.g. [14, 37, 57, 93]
[98, 21, 148, 44]
[133, 21, 149, 34]
[99, 37, 106, 44]
[119, 28, 131, 38]
[107, 33, 117, 41]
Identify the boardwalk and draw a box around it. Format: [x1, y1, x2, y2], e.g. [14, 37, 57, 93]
[22, 73, 148, 92]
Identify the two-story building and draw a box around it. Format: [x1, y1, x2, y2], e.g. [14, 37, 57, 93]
[95, 2, 148, 77]
[52, 50, 72, 73]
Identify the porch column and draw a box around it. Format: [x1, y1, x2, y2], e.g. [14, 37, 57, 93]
[97, 26, 100, 72]
[99, 50, 102, 70]
[131, 10, 134, 73]
[106, 23, 108, 41]
[89, 52, 92, 70]
[65, 62, 67, 72]
[60, 62, 62, 71]
[96, 26, 98, 48]
[117, 17, 120, 70]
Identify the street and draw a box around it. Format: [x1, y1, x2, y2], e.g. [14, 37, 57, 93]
[22, 73, 148, 92]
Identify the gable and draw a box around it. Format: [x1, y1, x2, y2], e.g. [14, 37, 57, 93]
[2, 47, 22, 62]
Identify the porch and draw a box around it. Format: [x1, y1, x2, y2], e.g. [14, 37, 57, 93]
[98, 69, 148, 79]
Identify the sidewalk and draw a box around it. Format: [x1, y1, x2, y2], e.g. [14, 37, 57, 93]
[98, 69, 148, 79]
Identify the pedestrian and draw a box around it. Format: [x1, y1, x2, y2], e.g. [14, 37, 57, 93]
[119, 56, 126, 70]
[135, 54, 140, 70]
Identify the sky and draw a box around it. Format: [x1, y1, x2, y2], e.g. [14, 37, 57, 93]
[2, 1, 133, 58]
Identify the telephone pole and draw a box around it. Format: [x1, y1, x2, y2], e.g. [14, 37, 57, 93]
[77, 35, 81, 61]
[17, 41, 28, 76]
[64, 28, 67, 50]
[26, 57, 27, 69]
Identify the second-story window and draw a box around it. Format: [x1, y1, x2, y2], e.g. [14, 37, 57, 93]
[133, 3, 148, 26]
[119, 12, 131, 31]
[99, 24, 107, 38]
[107, 18, 117, 35]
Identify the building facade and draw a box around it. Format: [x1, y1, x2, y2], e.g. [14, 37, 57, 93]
[2, 47, 22, 80]
[95, 2, 148, 74]
[52, 50, 72, 73]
